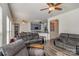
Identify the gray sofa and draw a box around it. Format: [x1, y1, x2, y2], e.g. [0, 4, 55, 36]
[18, 32, 44, 44]
[54, 33, 79, 54]
[0, 32, 44, 56]
[0, 39, 29, 56]
[0, 39, 44, 56]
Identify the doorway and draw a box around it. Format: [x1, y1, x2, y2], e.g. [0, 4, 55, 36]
[50, 19, 59, 39]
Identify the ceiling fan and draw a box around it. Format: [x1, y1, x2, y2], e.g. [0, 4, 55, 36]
[40, 3, 62, 14]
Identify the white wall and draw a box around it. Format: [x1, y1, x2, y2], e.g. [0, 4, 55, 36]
[19, 20, 47, 33]
[49, 8, 79, 34]
[19, 22, 31, 33]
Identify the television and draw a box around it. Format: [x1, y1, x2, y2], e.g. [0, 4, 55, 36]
[31, 23, 41, 30]
[35, 27, 39, 29]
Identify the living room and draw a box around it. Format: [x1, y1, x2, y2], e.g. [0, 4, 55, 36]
[0, 3, 79, 56]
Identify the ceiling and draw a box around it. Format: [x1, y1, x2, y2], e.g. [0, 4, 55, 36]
[9, 3, 79, 21]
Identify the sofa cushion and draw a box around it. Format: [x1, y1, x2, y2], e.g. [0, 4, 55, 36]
[54, 40, 76, 53]
[26, 35, 33, 40]
[26, 32, 33, 40]
[1, 39, 26, 56]
[0, 49, 4, 56]
[69, 34, 79, 39]
[15, 47, 28, 56]
[64, 43, 76, 53]
[68, 34, 79, 45]
[32, 33, 39, 39]
[25, 38, 43, 44]
[68, 38, 78, 46]
[20, 32, 39, 41]
[59, 33, 68, 43]
[54, 40, 64, 49]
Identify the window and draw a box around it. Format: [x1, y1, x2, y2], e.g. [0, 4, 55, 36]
[0, 6, 2, 47]
[6, 16, 12, 44]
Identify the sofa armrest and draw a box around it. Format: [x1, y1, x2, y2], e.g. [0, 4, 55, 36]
[53, 37, 61, 46]
[76, 43, 79, 55]
[76, 45, 79, 55]
[49, 37, 60, 46]
[24, 38, 43, 45]
[0, 49, 4, 56]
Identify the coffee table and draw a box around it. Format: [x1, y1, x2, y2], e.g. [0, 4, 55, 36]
[27, 44, 44, 49]
[27, 44, 44, 56]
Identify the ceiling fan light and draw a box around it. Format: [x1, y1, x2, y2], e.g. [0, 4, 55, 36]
[49, 7, 55, 11]
[22, 21, 26, 24]
[49, 8, 52, 11]
[21, 20, 26, 24]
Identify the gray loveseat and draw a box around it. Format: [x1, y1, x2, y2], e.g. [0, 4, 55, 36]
[54, 33, 79, 54]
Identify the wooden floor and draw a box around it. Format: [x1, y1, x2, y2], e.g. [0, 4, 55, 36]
[44, 40, 78, 56]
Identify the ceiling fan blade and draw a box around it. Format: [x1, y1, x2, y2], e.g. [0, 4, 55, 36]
[40, 8, 49, 11]
[55, 3, 62, 6]
[55, 7, 62, 10]
[48, 10, 52, 14]
[47, 3, 54, 7]
[51, 3, 55, 6]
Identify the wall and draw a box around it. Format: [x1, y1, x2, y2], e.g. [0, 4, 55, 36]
[49, 8, 79, 39]
[19, 20, 48, 33]
[19, 22, 31, 33]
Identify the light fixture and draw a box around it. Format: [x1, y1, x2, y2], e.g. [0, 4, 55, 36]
[21, 20, 27, 24]
[49, 7, 55, 11]
[40, 3, 62, 14]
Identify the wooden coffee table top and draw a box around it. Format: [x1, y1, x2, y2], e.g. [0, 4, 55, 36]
[28, 44, 44, 49]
